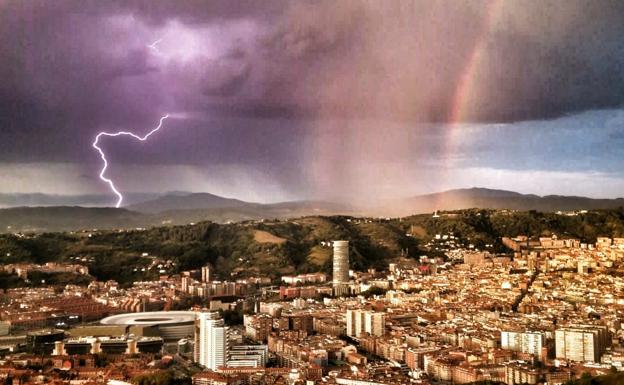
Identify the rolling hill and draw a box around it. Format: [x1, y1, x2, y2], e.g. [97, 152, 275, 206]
[0, 198, 356, 233]
[0, 206, 150, 233]
[2, 208, 624, 284]
[1, 188, 623, 233]
[127, 192, 251, 213]
[0, 192, 161, 208]
[380, 188, 624, 216]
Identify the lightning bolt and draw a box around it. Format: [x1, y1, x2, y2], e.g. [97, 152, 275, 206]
[147, 38, 162, 54]
[92, 114, 169, 208]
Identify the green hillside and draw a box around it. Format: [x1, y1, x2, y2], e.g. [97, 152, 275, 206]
[2, 209, 624, 285]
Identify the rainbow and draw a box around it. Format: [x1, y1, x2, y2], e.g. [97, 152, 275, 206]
[434, 0, 504, 210]
[449, 0, 504, 125]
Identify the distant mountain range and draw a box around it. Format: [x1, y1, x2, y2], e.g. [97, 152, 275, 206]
[381, 187, 624, 217]
[127, 192, 250, 213]
[0, 192, 161, 208]
[1, 188, 623, 233]
[0, 193, 356, 233]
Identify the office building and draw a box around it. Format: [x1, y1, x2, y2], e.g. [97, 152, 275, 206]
[346, 309, 358, 337]
[181, 276, 191, 293]
[228, 345, 268, 368]
[501, 331, 545, 360]
[194, 311, 229, 370]
[555, 325, 609, 362]
[333, 241, 349, 296]
[201, 265, 212, 283]
[346, 309, 385, 338]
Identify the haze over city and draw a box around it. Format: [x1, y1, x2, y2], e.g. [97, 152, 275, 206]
[2, 0, 624, 206]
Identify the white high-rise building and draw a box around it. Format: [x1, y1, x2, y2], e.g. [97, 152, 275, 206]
[346, 309, 358, 337]
[364, 311, 385, 337]
[194, 311, 228, 370]
[555, 325, 609, 363]
[201, 265, 212, 283]
[333, 241, 349, 285]
[501, 331, 545, 360]
[181, 276, 191, 293]
[346, 309, 385, 338]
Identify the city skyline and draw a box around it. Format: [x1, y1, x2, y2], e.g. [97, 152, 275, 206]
[2, 2, 624, 384]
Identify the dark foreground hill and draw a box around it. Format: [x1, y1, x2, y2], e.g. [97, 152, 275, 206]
[0, 206, 150, 233]
[2, 209, 624, 285]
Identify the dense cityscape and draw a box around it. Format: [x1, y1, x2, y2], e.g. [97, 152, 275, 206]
[1, 210, 624, 385]
[3, 0, 624, 384]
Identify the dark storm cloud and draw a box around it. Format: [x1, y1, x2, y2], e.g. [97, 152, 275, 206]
[2, 0, 624, 137]
[460, 2, 624, 122]
[201, 59, 251, 97]
[0, 1, 169, 159]
[1, 0, 624, 200]
[193, 0, 624, 123]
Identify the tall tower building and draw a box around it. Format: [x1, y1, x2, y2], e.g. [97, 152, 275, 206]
[555, 325, 609, 363]
[181, 276, 191, 293]
[346, 309, 358, 338]
[201, 265, 212, 283]
[332, 240, 349, 285]
[364, 311, 386, 337]
[346, 309, 385, 338]
[194, 311, 228, 370]
[501, 331, 545, 360]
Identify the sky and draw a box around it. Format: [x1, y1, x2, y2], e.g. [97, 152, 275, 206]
[1, 0, 624, 205]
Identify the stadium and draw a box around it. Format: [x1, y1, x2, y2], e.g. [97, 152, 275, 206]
[100, 311, 196, 342]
